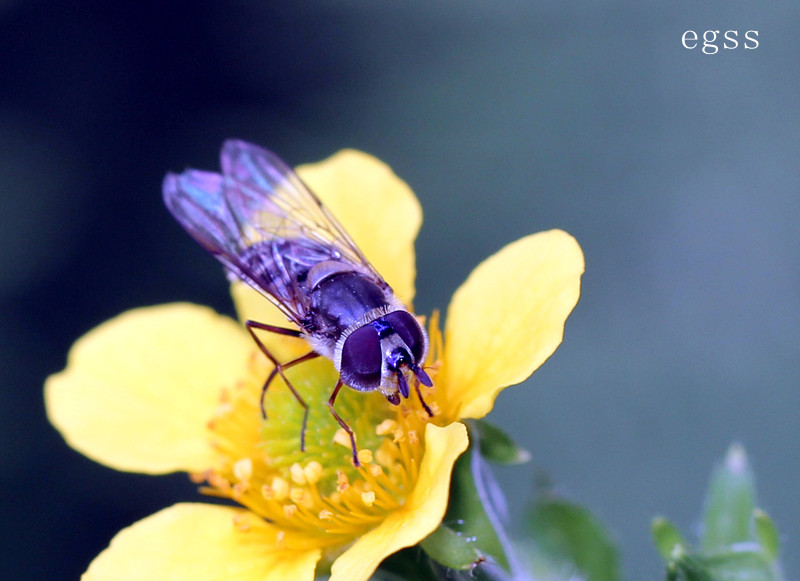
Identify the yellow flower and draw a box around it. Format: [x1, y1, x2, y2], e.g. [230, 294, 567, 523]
[45, 149, 584, 581]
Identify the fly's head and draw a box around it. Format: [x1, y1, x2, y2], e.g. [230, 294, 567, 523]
[336, 310, 433, 411]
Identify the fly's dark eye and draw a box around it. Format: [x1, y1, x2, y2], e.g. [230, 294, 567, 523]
[383, 311, 425, 363]
[340, 325, 382, 390]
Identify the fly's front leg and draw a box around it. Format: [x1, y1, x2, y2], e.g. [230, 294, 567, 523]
[327, 379, 359, 467]
[245, 320, 319, 452]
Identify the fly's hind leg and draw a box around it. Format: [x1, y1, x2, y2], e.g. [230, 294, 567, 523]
[245, 320, 319, 452]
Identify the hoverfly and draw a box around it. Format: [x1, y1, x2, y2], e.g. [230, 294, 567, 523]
[163, 140, 433, 466]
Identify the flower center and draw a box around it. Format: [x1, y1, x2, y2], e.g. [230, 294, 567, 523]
[198, 340, 440, 550]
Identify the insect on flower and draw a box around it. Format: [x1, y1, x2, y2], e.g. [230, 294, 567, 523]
[163, 140, 433, 466]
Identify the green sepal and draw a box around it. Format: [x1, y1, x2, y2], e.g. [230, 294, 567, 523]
[375, 546, 441, 581]
[440, 444, 510, 570]
[754, 509, 780, 562]
[651, 516, 689, 561]
[702, 443, 755, 552]
[466, 419, 531, 465]
[665, 552, 713, 581]
[702, 549, 777, 581]
[420, 524, 483, 571]
[527, 495, 621, 581]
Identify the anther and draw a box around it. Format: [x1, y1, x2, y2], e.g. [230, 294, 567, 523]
[303, 461, 323, 484]
[357, 449, 374, 465]
[376, 419, 398, 436]
[290, 463, 307, 485]
[234, 458, 253, 483]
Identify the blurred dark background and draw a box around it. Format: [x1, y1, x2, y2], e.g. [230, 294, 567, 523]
[2, 1, 798, 579]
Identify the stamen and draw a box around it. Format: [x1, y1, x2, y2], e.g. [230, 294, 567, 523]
[270, 476, 290, 500]
[303, 461, 323, 485]
[197, 331, 447, 545]
[234, 458, 253, 483]
[416, 408, 432, 422]
[333, 428, 353, 448]
[233, 513, 251, 532]
[189, 470, 210, 484]
[375, 419, 398, 436]
[375, 445, 396, 468]
[290, 463, 307, 485]
[290, 488, 310, 508]
[208, 472, 231, 493]
[336, 471, 350, 492]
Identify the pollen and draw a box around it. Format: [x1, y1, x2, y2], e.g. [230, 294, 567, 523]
[336, 470, 350, 493]
[375, 419, 398, 436]
[361, 491, 376, 507]
[234, 457, 253, 483]
[266, 476, 289, 500]
[303, 461, 323, 485]
[333, 428, 353, 448]
[290, 487, 312, 508]
[357, 449, 374, 465]
[290, 463, 307, 485]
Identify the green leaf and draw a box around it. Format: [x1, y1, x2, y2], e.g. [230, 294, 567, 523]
[420, 524, 483, 571]
[651, 517, 689, 561]
[702, 444, 756, 552]
[441, 445, 510, 570]
[466, 419, 531, 465]
[754, 509, 780, 562]
[528, 495, 621, 581]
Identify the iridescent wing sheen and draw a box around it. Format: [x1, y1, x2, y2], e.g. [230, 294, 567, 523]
[163, 139, 385, 326]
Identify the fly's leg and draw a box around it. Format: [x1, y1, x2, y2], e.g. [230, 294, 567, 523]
[326, 379, 360, 467]
[245, 320, 319, 452]
[415, 381, 434, 417]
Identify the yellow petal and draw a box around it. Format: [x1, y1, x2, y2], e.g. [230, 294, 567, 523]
[45, 304, 253, 474]
[329, 422, 468, 581]
[297, 150, 422, 306]
[83, 503, 321, 581]
[441, 230, 584, 420]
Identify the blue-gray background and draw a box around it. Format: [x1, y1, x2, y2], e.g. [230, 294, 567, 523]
[2, 1, 797, 579]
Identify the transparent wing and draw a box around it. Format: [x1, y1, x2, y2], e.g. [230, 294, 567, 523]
[163, 140, 385, 325]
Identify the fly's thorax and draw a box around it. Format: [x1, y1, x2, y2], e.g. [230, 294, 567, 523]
[306, 260, 376, 289]
[306, 263, 393, 338]
[333, 305, 429, 400]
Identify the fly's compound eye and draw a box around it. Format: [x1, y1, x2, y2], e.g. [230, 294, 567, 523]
[340, 325, 382, 391]
[382, 311, 426, 363]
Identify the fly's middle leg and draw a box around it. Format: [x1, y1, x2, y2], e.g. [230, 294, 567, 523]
[245, 320, 318, 452]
